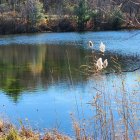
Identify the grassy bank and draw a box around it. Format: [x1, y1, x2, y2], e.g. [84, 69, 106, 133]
[0, 120, 71, 140]
[0, 15, 139, 35]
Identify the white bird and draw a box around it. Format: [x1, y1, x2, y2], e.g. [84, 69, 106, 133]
[103, 59, 108, 68]
[99, 42, 106, 53]
[96, 58, 103, 70]
[88, 41, 94, 49]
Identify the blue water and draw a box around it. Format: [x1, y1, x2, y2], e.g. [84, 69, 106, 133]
[0, 30, 140, 136]
[0, 30, 140, 54]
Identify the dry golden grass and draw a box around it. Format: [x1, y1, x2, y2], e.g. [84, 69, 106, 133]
[43, 130, 71, 140]
[0, 121, 4, 131]
[0, 120, 71, 140]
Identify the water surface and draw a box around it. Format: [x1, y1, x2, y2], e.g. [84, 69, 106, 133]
[0, 30, 140, 136]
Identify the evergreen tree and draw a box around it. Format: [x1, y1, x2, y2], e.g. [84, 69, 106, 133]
[74, 0, 90, 31]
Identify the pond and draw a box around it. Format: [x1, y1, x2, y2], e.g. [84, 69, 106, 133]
[0, 30, 140, 138]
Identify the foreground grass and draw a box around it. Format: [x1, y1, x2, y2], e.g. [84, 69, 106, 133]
[0, 120, 71, 140]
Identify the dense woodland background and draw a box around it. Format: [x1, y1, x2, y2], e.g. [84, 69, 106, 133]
[0, 0, 140, 34]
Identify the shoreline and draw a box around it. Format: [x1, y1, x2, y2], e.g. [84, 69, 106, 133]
[0, 27, 139, 36]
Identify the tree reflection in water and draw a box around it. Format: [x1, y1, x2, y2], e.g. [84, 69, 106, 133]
[0, 44, 139, 102]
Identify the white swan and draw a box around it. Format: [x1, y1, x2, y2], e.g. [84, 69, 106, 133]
[99, 42, 106, 53]
[88, 41, 94, 48]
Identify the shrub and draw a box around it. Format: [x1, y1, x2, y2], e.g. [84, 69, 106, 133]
[58, 18, 75, 32]
[90, 10, 102, 30]
[74, 0, 90, 31]
[108, 8, 124, 30]
[21, 0, 46, 26]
